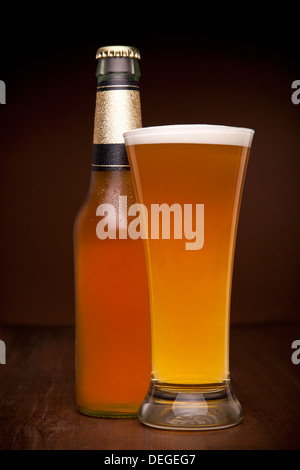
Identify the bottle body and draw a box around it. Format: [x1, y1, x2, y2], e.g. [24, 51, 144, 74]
[74, 47, 151, 417]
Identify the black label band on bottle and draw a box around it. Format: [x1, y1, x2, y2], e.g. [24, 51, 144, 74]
[92, 144, 130, 171]
[97, 79, 139, 92]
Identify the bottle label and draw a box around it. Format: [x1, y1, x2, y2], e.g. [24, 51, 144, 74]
[92, 79, 141, 170]
[92, 143, 130, 171]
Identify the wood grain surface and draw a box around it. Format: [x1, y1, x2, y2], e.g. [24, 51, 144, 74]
[0, 323, 299, 450]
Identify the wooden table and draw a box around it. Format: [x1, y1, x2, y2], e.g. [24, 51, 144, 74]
[0, 323, 299, 450]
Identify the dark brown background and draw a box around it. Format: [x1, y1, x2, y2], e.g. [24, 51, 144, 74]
[0, 11, 299, 327]
[0, 8, 299, 452]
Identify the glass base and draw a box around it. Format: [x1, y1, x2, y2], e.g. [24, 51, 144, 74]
[138, 380, 243, 431]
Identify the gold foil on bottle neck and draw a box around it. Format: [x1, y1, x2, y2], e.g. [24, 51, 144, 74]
[93, 89, 142, 144]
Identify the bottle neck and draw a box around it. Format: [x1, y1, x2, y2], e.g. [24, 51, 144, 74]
[91, 57, 142, 172]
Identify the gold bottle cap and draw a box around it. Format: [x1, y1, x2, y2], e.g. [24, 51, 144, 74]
[96, 45, 140, 60]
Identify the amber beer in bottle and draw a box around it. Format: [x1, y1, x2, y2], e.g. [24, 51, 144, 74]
[73, 46, 151, 417]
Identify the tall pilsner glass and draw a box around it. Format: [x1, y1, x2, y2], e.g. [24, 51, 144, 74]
[124, 125, 254, 430]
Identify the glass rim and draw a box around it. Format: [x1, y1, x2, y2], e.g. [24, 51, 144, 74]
[124, 124, 255, 148]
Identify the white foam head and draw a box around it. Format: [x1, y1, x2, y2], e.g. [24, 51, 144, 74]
[124, 124, 254, 148]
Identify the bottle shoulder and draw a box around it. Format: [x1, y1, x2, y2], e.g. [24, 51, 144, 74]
[74, 170, 137, 231]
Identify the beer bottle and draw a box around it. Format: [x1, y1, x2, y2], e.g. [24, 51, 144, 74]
[73, 46, 151, 417]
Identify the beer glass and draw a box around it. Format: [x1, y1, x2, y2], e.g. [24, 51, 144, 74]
[124, 125, 254, 430]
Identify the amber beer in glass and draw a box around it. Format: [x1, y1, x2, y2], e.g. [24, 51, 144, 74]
[124, 125, 254, 430]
